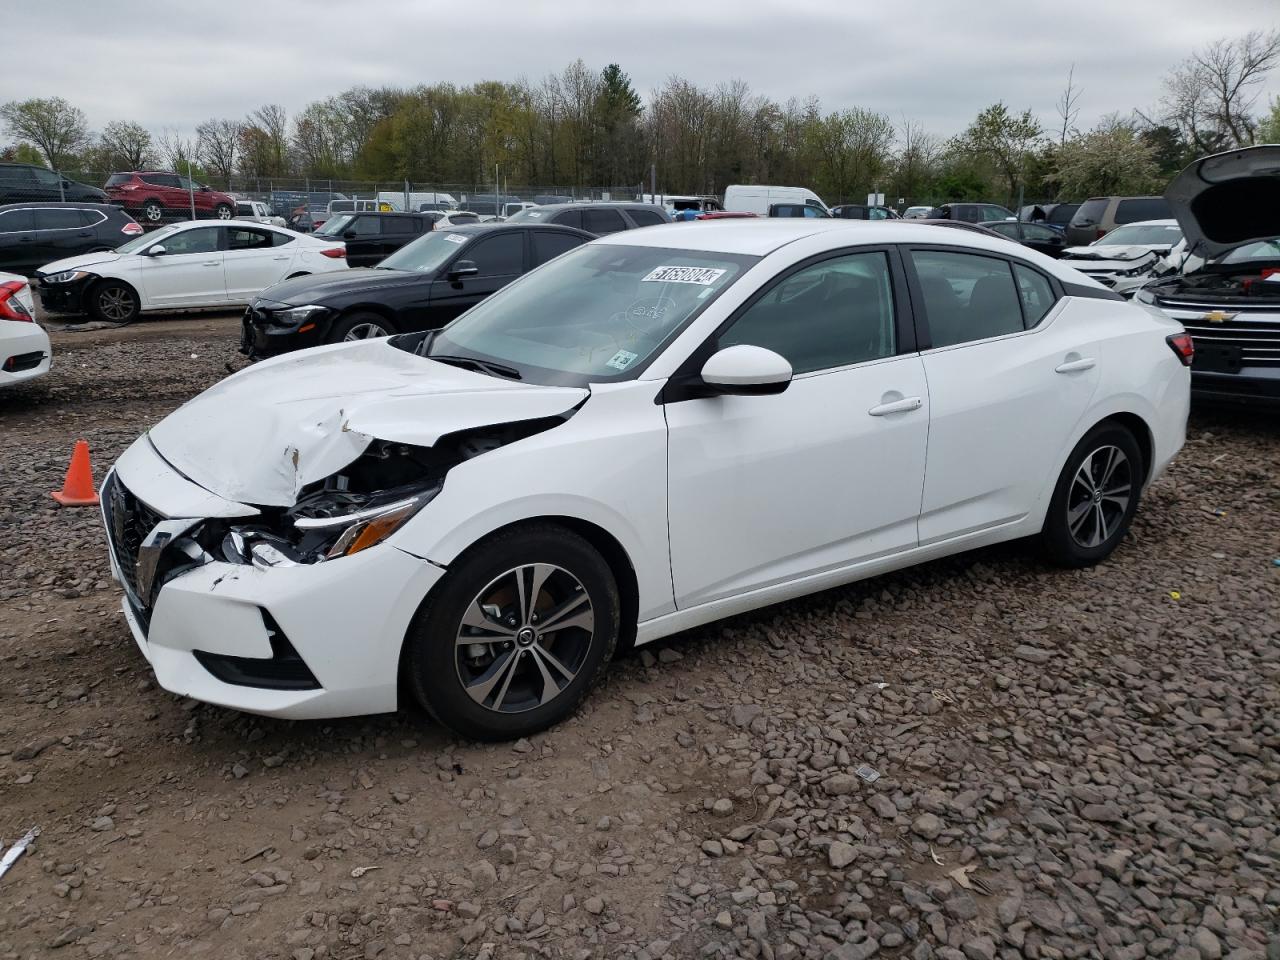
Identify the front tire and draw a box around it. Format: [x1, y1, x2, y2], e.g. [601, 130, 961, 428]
[87, 280, 141, 324]
[327, 311, 395, 344]
[405, 525, 620, 741]
[1040, 423, 1143, 567]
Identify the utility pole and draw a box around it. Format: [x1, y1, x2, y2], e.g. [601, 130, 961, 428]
[186, 158, 197, 221]
[650, 163, 656, 205]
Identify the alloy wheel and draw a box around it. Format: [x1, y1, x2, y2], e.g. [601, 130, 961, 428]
[343, 322, 389, 341]
[454, 564, 595, 714]
[216, 205, 232, 220]
[143, 203, 162, 222]
[97, 287, 135, 322]
[1066, 445, 1132, 548]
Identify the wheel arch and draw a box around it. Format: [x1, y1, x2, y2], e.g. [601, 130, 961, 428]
[87, 274, 142, 312]
[1086, 411, 1155, 484]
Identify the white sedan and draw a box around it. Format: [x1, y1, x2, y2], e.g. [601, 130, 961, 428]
[33, 220, 348, 323]
[1060, 219, 1184, 296]
[101, 220, 1190, 739]
[0, 271, 50, 387]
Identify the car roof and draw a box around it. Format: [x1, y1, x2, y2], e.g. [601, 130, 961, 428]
[1107, 219, 1179, 227]
[0, 201, 126, 213]
[433, 222, 592, 237]
[529, 202, 659, 213]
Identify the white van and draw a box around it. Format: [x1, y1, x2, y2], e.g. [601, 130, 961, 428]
[378, 191, 458, 212]
[724, 185, 830, 216]
[641, 194, 723, 214]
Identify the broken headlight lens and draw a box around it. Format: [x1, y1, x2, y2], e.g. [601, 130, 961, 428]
[295, 492, 435, 560]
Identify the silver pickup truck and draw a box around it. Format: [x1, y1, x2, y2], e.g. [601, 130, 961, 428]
[234, 200, 286, 227]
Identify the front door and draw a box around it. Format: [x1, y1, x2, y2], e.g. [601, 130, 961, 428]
[137, 226, 226, 307]
[905, 248, 1101, 543]
[427, 231, 526, 327]
[665, 249, 929, 607]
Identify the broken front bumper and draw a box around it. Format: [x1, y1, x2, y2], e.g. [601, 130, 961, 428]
[104, 441, 445, 720]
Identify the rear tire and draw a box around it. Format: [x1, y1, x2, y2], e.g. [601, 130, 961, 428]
[405, 525, 620, 741]
[215, 203, 233, 220]
[1040, 423, 1143, 567]
[327, 311, 395, 344]
[87, 280, 141, 324]
[141, 200, 164, 223]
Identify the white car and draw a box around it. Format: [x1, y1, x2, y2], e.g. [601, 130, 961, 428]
[235, 200, 286, 228]
[426, 211, 483, 229]
[903, 205, 934, 219]
[33, 220, 349, 323]
[0, 272, 50, 387]
[101, 221, 1189, 739]
[1060, 219, 1184, 296]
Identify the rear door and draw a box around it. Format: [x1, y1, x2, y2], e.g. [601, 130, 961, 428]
[137, 225, 226, 307]
[222, 225, 286, 301]
[341, 215, 385, 267]
[581, 208, 627, 235]
[32, 207, 92, 264]
[143, 174, 183, 213]
[530, 229, 587, 267]
[905, 247, 1099, 543]
[427, 230, 526, 326]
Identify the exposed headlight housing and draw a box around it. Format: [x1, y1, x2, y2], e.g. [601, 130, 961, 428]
[43, 270, 92, 284]
[1133, 286, 1157, 305]
[293, 490, 438, 560]
[273, 304, 331, 325]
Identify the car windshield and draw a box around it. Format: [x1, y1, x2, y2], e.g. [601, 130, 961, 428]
[1220, 238, 1280, 264]
[506, 208, 546, 222]
[378, 231, 471, 272]
[1096, 223, 1182, 246]
[116, 224, 180, 254]
[314, 215, 354, 237]
[423, 244, 756, 386]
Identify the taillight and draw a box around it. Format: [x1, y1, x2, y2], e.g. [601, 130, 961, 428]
[1167, 333, 1195, 366]
[320, 248, 346, 259]
[0, 280, 33, 322]
[121, 222, 143, 235]
[1096, 229, 1106, 240]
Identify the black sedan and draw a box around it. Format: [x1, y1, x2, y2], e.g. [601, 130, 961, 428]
[241, 223, 593, 358]
[983, 219, 1068, 258]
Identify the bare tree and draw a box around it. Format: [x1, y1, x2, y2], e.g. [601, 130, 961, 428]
[896, 115, 941, 201]
[1055, 64, 1082, 146]
[0, 96, 89, 170]
[98, 121, 154, 169]
[155, 127, 200, 172]
[1158, 30, 1280, 150]
[250, 104, 289, 174]
[196, 118, 242, 185]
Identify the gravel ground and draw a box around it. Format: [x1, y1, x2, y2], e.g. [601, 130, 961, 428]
[0, 315, 1277, 960]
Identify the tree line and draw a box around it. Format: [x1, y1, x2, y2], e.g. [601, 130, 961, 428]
[3, 30, 1279, 206]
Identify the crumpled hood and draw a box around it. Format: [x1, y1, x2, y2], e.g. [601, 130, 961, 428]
[1062, 245, 1156, 263]
[1165, 145, 1280, 259]
[38, 251, 123, 276]
[148, 340, 588, 507]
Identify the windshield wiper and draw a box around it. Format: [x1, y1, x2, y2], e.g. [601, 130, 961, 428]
[428, 354, 522, 380]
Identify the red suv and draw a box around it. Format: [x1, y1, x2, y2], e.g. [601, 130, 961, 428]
[104, 172, 236, 224]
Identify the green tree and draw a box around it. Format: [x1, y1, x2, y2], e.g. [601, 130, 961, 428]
[0, 96, 89, 170]
[952, 103, 1043, 204]
[1051, 116, 1161, 198]
[97, 121, 154, 170]
[1258, 96, 1280, 143]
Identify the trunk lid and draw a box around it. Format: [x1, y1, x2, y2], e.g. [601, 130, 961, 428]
[1164, 145, 1280, 259]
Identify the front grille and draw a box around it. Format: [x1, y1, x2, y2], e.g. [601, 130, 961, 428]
[102, 473, 164, 616]
[1180, 318, 1280, 367]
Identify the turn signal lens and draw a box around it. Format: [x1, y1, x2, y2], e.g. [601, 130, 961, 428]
[326, 502, 421, 559]
[1166, 333, 1195, 367]
[0, 280, 32, 322]
[320, 247, 346, 259]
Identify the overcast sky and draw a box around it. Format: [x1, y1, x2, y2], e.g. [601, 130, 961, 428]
[3, 0, 1278, 140]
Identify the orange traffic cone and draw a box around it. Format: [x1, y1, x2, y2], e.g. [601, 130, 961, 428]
[51, 440, 100, 507]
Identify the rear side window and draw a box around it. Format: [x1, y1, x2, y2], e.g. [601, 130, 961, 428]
[79, 209, 107, 227]
[987, 222, 1020, 240]
[1022, 224, 1060, 242]
[1072, 199, 1109, 225]
[627, 208, 666, 227]
[911, 250, 1024, 347]
[105, 174, 133, 187]
[583, 209, 626, 234]
[142, 174, 180, 188]
[531, 230, 584, 266]
[0, 166, 34, 182]
[227, 227, 273, 250]
[552, 209, 583, 230]
[35, 208, 84, 230]
[466, 232, 524, 277]
[1013, 264, 1056, 326]
[271, 231, 294, 247]
[1114, 198, 1171, 225]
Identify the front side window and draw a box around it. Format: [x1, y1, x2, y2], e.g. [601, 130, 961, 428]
[466, 233, 524, 276]
[236, 202, 254, 216]
[31, 167, 61, 186]
[1014, 264, 1056, 326]
[347, 216, 382, 238]
[227, 227, 272, 250]
[987, 222, 1020, 240]
[721, 251, 897, 375]
[1114, 198, 1171, 224]
[912, 250, 1024, 347]
[978, 205, 1014, 222]
[425, 244, 754, 385]
[1022, 224, 1061, 242]
[35, 208, 82, 230]
[155, 227, 219, 255]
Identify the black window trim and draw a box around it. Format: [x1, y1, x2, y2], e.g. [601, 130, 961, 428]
[224, 223, 274, 251]
[660, 244, 917, 403]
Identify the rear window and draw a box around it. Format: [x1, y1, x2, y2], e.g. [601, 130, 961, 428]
[1114, 198, 1171, 225]
[1072, 199, 1109, 225]
[1047, 204, 1078, 225]
[106, 174, 134, 187]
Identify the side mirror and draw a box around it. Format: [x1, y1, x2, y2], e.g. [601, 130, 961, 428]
[145, 244, 167, 257]
[700, 345, 792, 396]
[448, 259, 479, 280]
[342, 230, 357, 239]
[200, 185, 210, 192]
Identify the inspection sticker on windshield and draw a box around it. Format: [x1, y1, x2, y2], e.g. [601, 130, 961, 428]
[443, 233, 467, 244]
[642, 265, 726, 285]
[606, 349, 639, 370]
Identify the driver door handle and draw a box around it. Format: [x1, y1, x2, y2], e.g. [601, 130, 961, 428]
[868, 396, 923, 417]
[1055, 357, 1096, 373]
[201, 260, 219, 266]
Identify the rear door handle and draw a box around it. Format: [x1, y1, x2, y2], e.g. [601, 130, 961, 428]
[272, 255, 289, 261]
[1055, 357, 1096, 373]
[201, 260, 219, 267]
[868, 396, 923, 417]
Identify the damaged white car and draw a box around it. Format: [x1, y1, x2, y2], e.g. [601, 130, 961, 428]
[1060, 220, 1183, 296]
[102, 221, 1190, 739]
